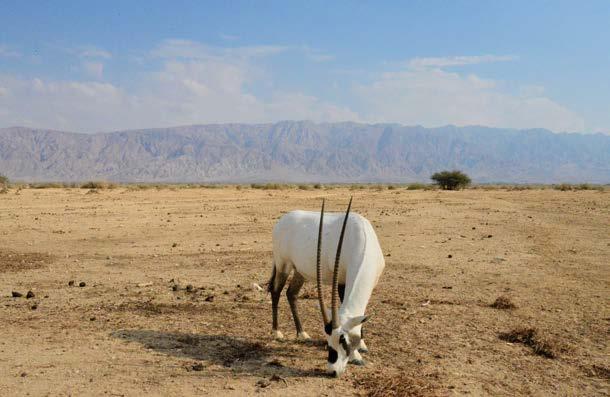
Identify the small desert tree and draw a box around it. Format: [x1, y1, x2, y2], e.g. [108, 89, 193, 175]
[431, 170, 471, 190]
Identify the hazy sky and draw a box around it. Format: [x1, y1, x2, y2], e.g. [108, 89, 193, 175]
[1, 1, 609, 133]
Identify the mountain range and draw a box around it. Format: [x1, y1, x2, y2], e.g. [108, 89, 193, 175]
[1, 122, 609, 183]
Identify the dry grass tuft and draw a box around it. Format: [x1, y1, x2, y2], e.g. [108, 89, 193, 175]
[499, 327, 557, 358]
[490, 295, 516, 309]
[0, 251, 53, 273]
[354, 371, 438, 397]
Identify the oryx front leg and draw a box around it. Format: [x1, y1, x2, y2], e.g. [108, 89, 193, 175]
[270, 266, 288, 340]
[286, 272, 310, 340]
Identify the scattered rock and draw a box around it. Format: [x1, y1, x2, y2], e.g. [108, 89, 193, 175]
[68, 280, 75, 287]
[137, 282, 153, 288]
[185, 284, 194, 292]
[79, 282, 86, 287]
[20, 372, 27, 377]
[493, 257, 507, 263]
[191, 363, 204, 371]
[205, 295, 215, 302]
[252, 283, 264, 292]
[11, 291, 23, 298]
[171, 284, 179, 291]
[26, 291, 35, 299]
[30, 304, 38, 310]
[90, 316, 96, 321]
[447, 254, 453, 258]
[488, 234, 493, 238]
[172, 242, 178, 248]
[256, 379, 271, 388]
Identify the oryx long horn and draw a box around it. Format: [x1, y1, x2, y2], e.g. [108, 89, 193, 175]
[316, 199, 329, 325]
[331, 197, 352, 329]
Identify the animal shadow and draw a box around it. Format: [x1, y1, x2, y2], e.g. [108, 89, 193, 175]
[112, 329, 326, 378]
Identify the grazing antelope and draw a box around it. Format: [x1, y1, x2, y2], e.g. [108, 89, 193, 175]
[268, 198, 385, 377]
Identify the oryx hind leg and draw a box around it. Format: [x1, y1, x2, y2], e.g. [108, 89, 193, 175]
[268, 263, 289, 340]
[286, 271, 310, 340]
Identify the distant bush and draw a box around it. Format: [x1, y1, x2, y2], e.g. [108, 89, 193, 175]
[0, 174, 8, 187]
[554, 183, 573, 191]
[81, 181, 117, 189]
[406, 183, 427, 190]
[431, 170, 471, 190]
[30, 182, 64, 189]
[250, 183, 291, 190]
[298, 184, 312, 190]
[313, 183, 323, 189]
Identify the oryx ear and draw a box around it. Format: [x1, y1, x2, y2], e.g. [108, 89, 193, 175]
[343, 315, 368, 331]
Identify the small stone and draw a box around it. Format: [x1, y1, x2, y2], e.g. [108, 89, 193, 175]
[68, 280, 75, 286]
[26, 291, 35, 299]
[171, 284, 179, 291]
[20, 372, 27, 377]
[191, 363, 204, 371]
[487, 234, 493, 238]
[90, 316, 96, 321]
[205, 295, 215, 302]
[172, 242, 178, 248]
[79, 282, 86, 287]
[30, 304, 38, 310]
[256, 379, 270, 388]
[185, 284, 194, 292]
[447, 254, 453, 258]
[11, 291, 23, 298]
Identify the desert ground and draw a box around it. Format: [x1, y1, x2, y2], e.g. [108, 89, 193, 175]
[1, 186, 608, 396]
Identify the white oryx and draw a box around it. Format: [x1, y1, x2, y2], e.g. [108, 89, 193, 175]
[268, 197, 385, 377]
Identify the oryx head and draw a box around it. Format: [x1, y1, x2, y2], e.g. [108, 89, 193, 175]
[316, 197, 368, 377]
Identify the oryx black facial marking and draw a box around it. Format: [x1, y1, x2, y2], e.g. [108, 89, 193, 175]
[328, 346, 338, 363]
[339, 335, 350, 355]
[324, 322, 332, 336]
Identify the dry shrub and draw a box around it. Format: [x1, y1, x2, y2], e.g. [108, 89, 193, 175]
[250, 183, 292, 190]
[81, 181, 115, 189]
[490, 296, 516, 309]
[499, 327, 557, 358]
[355, 371, 437, 397]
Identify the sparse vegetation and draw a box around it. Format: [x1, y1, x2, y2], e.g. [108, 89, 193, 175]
[490, 296, 516, 309]
[431, 170, 472, 190]
[81, 181, 117, 189]
[354, 371, 436, 397]
[499, 327, 557, 358]
[250, 183, 292, 190]
[0, 174, 8, 194]
[407, 182, 430, 190]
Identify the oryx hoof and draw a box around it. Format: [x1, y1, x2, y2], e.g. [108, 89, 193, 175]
[297, 331, 311, 340]
[358, 347, 369, 353]
[350, 358, 366, 366]
[272, 330, 284, 340]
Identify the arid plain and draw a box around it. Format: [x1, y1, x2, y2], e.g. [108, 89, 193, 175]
[1, 186, 608, 396]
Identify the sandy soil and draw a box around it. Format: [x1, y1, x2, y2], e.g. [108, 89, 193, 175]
[1, 187, 608, 396]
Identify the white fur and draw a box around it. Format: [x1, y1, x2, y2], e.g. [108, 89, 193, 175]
[272, 209, 385, 376]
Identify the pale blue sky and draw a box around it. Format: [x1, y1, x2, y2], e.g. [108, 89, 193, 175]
[1, 1, 609, 133]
